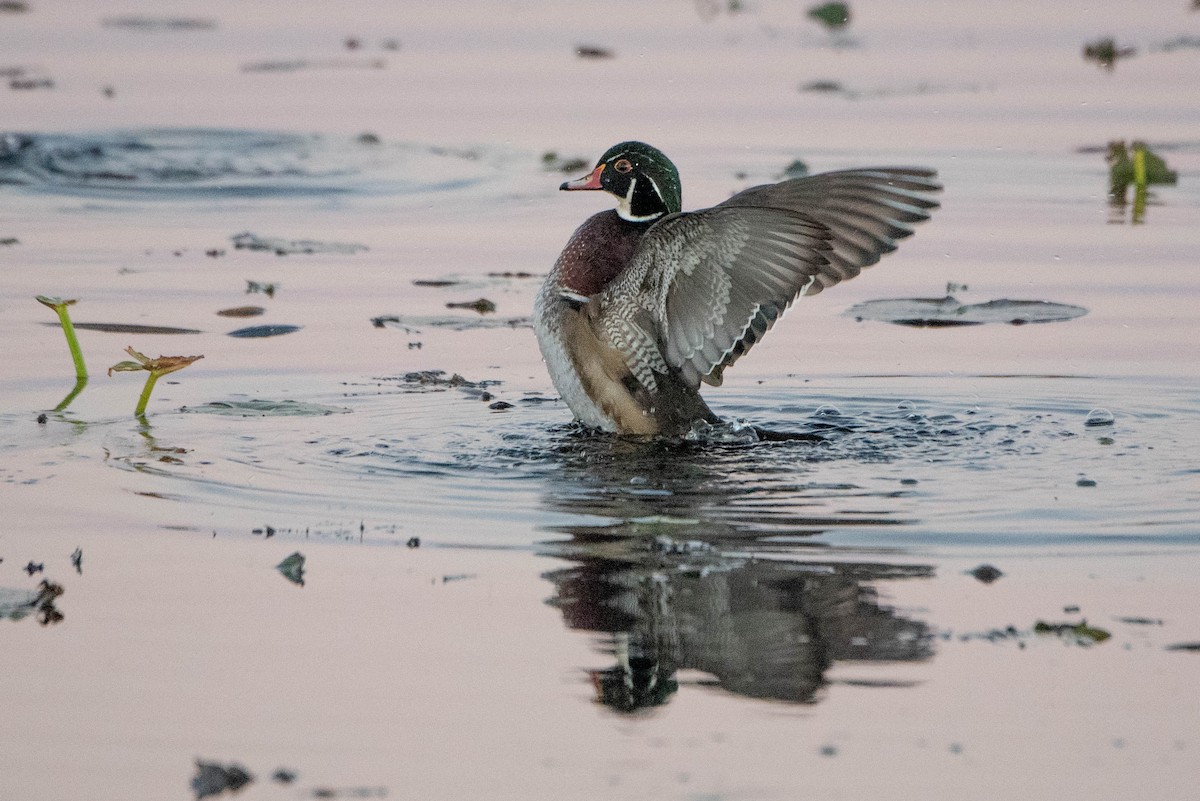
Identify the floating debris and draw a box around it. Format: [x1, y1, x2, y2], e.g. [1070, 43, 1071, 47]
[226, 324, 302, 338]
[0, 580, 63, 625]
[801, 80, 842, 94]
[445, 298, 496, 314]
[55, 322, 202, 335]
[968, 564, 1003, 584]
[245, 280, 277, 297]
[271, 769, 297, 784]
[0, 237, 19, 245]
[1076, 477, 1097, 487]
[392, 370, 497, 391]
[276, 552, 306, 586]
[24, 561, 43, 575]
[800, 79, 989, 100]
[183, 399, 349, 417]
[1155, 35, 1200, 53]
[489, 400, 514, 410]
[808, 2, 850, 29]
[779, 159, 809, 179]
[103, 16, 216, 30]
[216, 306, 265, 318]
[541, 151, 589, 174]
[487, 271, 538, 279]
[846, 296, 1088, 327]
[241, 58, 386, 73]
[1083, 37, 1135, 69]
[370, 314, 528, 332]
[191, 760, 253, 800]
[71, 548, 82, 574]
[9, 75, 53, 91]
[1034, 619, 1111, 645]
[575, 45, 614, 59]
[406, 536, 420, 548]
[0, 2, 30, 12]
[1165, 642, 1200, 652]
[231, 232, 368, 256]
[412, 278, 459, 287]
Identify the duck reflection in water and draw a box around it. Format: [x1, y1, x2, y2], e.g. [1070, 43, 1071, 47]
[533, 434, 932, 712]
[544, 548, 932, 712]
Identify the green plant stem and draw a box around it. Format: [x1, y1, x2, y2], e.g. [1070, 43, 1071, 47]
[1132, 146, 1147, 191]
[54, 304, 88, 380]
[53, 376, 89, 413]
[135, 371, 162, 417]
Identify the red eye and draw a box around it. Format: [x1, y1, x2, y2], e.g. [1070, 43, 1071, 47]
[614, 159, 633, 174]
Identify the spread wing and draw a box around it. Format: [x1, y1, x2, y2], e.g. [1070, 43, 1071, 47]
[723, 167, 941, 295]
[594, 205, 834, 389]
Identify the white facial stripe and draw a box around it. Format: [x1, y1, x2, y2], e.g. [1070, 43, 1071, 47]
[643, 173, 665, 206]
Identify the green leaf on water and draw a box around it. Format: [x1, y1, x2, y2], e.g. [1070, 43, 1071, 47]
[276, 552, 306, 586]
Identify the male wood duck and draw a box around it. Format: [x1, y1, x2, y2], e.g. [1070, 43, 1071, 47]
[533, 141, 941, 437]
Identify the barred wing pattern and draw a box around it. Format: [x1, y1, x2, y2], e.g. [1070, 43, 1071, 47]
[597, 206, 833, 389]
[724, 167, 942, 295]
[596, 168, 941, 391]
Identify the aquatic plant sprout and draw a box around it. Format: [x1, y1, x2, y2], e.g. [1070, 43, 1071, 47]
[108, 346, 203, 417]
[36, 295, 87, 379]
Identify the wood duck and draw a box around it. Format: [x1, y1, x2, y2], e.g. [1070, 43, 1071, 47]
[533, 141, 941, 437]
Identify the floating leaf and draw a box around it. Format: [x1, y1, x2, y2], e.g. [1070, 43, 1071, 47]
[35, 295, 77, 309]
[808, 2, 850, 29]
[226, 324, 301, 338]
[1033, 619, 1111, 645]
[276, 552, 305, 586]
[191, 760, 253, 800]
[107, 347, 204, 377]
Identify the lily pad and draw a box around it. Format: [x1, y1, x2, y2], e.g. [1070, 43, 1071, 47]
[183, 399, 350, 417]
[845, 296, 1087, 327]
[227, 324, 301, 338]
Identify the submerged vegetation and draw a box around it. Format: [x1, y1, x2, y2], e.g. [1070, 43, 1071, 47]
[1106, 140, 1178, 223]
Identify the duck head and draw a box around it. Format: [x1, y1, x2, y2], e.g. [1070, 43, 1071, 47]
[561, 141, 682, 222]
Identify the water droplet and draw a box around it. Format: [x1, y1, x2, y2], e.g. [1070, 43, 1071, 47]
[1077, 477, 1097, 487]
[1084, 408, 1115, 427]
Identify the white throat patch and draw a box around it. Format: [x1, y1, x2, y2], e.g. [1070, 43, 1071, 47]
[616, 176, 665, 223]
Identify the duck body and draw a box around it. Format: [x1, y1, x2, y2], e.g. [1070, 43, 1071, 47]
[534, 141, 941, 438]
